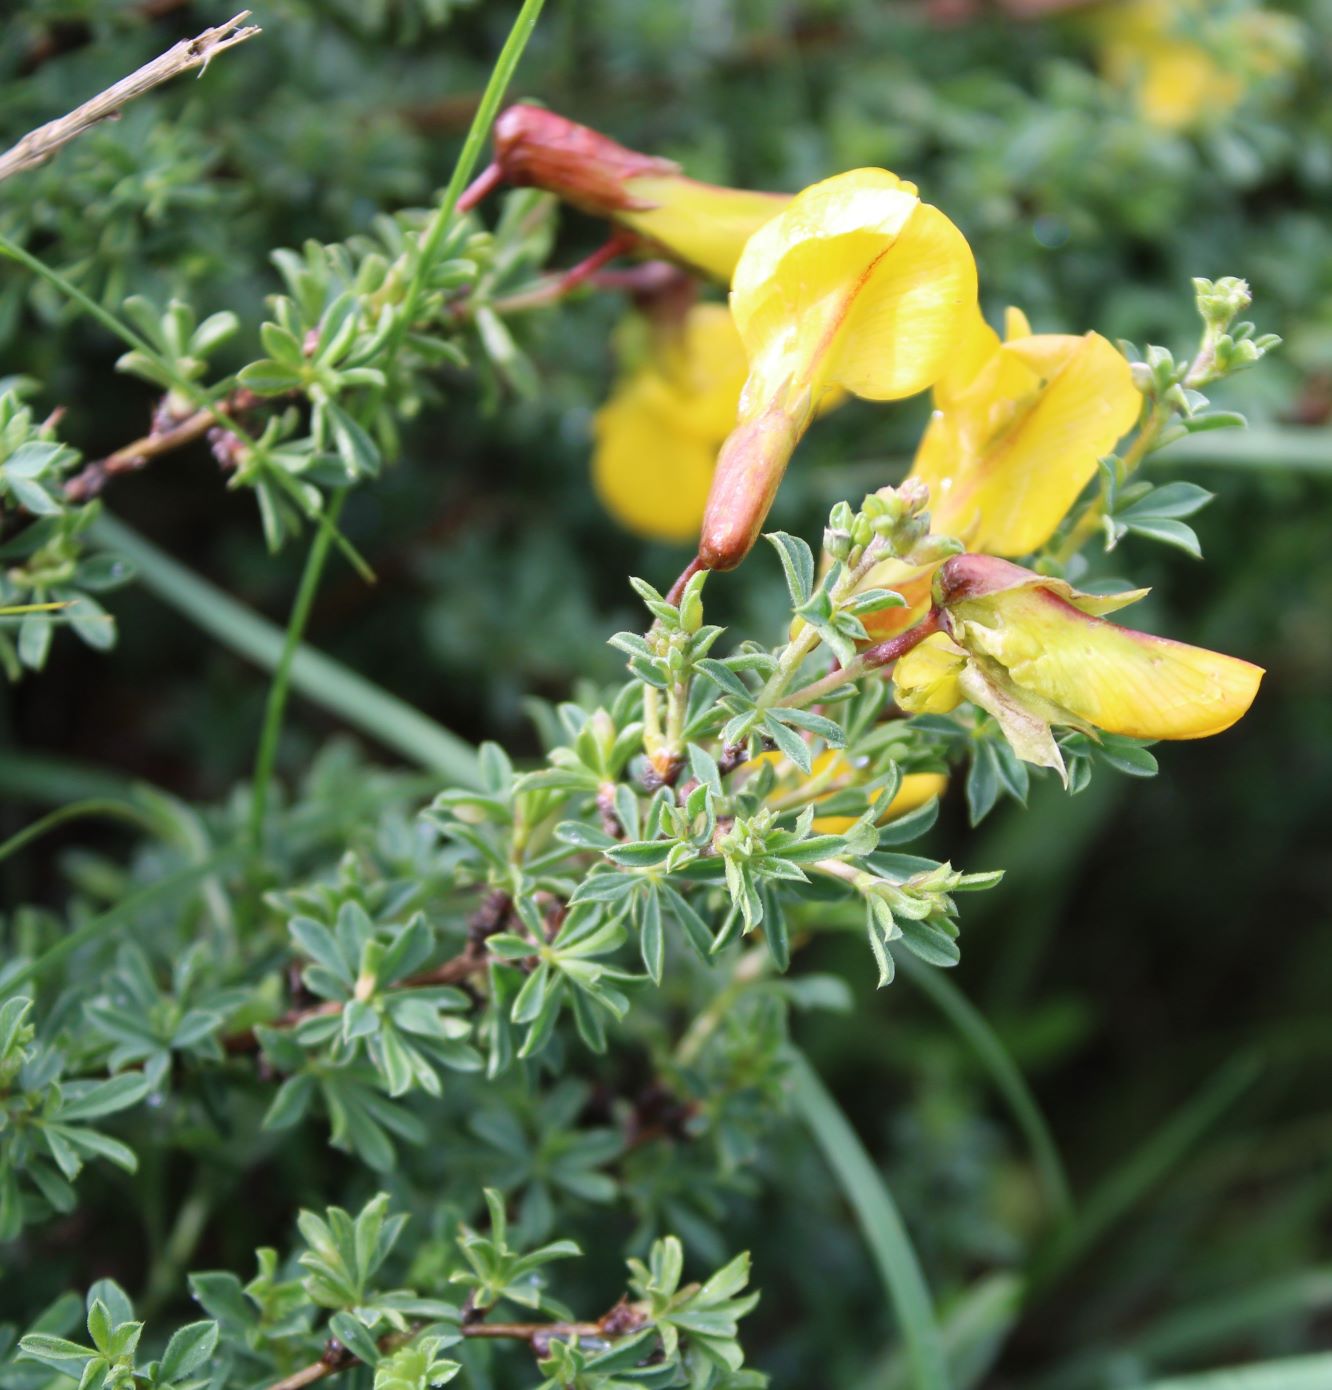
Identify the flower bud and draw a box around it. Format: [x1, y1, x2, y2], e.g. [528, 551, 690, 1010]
[491, 105, 787, 281]
[823, 501, 856, 562]
[1194, 275, 1253, 331]
[699, 403, 802, 571]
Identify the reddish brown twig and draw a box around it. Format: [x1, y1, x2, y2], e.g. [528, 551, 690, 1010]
[223, 893, 511, 1056]
[665, 555, 706, 608]
[63, 389, 259, 502]
[222, 946, 490, 1056]
[260, 1299, 648, 1390]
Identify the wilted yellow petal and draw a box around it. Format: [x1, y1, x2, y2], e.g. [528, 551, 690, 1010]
[952, 583, 1264, 740]
[893, 633, 970, 716]
[912, 327, 1140, 557]
[934, 552, 1150, 617]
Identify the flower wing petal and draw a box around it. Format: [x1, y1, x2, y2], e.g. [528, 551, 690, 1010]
[959, 587, 1264, 740]
[593, 383, 715, 542]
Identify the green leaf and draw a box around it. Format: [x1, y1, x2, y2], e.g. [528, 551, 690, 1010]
[695, 659, 753, 701]
[763, 716, 812, 774]
[1119, 481, 1214, 519]
[58, 1072, 150, 1122]
[764, 531, 815, 607]
[1123, 516, 1203, 557]
[328, 1312, 381, 1368]
[157, 1321, 219, 1382]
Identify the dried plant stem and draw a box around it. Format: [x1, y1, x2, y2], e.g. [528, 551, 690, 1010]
[0, 13, 260, 183]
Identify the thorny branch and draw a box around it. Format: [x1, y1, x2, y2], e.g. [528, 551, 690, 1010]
[0, 12, 261, 183]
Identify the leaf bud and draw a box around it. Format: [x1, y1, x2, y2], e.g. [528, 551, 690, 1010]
[1193, 276, 1252, 332]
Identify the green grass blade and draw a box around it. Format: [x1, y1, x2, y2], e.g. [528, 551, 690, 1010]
[91, 512, 479, 786]
[1051, 1269, 1332, 1390]
[1139, 1354, 1332, 1389]
[789, 1047, 950, 1390]
[247, 488, 345, 847]
[898, 954, 1074, 1227]
[397, 0, 548, 335]
[0, 798, 156, 867]
[0, 753, 139, 805]
[3, 849, 243, 995]
[1029, 1054, 1260, 1292]
[864, 1273, 1023, 1390]
[1165, 427, 1332, 475]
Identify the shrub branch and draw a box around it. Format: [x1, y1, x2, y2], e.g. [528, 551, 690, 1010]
[0, 12, 261, 183]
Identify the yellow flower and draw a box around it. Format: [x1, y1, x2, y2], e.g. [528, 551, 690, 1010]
[752, 749, 947, 834]
[592, 304, 749, 543]
[857, 302, 1140, 642]
[700, 168, 977, 571]
[491, 105, 787, 281]
[913, 304, 1141, 557]
[1094, 0, 1302, 131]
[894, 554, 1263, 777]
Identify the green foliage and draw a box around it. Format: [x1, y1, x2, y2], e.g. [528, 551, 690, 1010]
[1, 4, 1328, 1390]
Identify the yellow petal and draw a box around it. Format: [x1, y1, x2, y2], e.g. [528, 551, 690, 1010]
[934, 300, 1001, 405]
[853, 558, 938, 642]
[881, 771, 949, 822]
[592, 379, 716, 543]
[621, 177, 789, 283]
[813, 772, 949, 834]
[892, 633, 970, 715]
[651, 303, 751, 440]
[730, 168, 977, 412]
[912, 330, 1141, 557]
[702, 169, 975, 570]
[829, 202, 979, 401]
[953, 585, 1264, 740]
[1003, 305, 1032, 341]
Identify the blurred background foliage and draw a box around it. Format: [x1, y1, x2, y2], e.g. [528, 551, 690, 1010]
[1, 1, 1331, 1385]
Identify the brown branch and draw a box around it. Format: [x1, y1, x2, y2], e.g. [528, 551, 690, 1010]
[222, 947, 491, 1055]
[0, 12, 261, 183]
[224, 892, 511, 1056]
[63, 389, 258, 503]
[262, 1299, 648, 1390]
